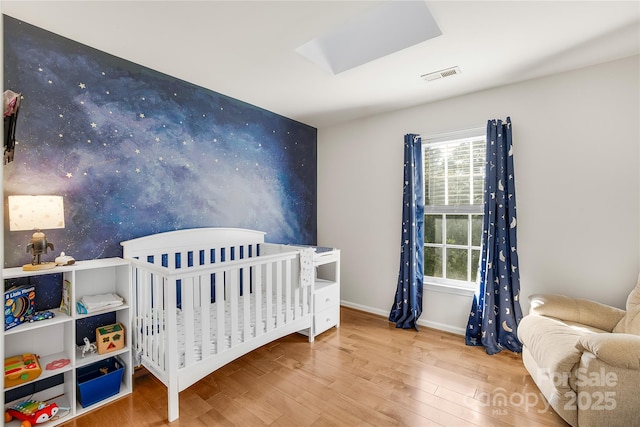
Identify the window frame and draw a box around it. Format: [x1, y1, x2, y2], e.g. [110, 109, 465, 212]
[422, 128, 485, 290]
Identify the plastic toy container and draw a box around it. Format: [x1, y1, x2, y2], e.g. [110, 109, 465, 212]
[76, 356, 124, 407]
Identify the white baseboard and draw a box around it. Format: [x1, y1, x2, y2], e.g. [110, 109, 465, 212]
[340, 300, 388, 317]
[417, 319, 465, 336]
[340, 300, 465, 336]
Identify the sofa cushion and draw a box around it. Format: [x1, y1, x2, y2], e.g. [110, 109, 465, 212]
[576, 333, 640, 369]
[518, 315, 606, 393]
[529, 293, 625, 332]
[613, 273, 640, 335]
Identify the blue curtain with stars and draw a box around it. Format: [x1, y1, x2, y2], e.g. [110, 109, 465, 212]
[389, 134, 424, 330]
[465, 117, 523, 354]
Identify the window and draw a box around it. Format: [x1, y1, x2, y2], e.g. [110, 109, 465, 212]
[423, 131, 486, 287]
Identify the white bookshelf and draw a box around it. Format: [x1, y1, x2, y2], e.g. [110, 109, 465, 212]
[3, 258, 132, 426]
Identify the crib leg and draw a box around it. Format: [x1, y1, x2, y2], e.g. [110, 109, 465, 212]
[168, 381, 179, 421]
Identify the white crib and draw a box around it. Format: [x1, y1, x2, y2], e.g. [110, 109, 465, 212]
[120, 228, 314, 422]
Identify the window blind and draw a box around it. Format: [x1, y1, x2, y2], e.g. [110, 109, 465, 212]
[424, 136, 485, 210]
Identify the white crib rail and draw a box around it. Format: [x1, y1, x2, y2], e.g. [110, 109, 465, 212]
[128, 249, 312, 384]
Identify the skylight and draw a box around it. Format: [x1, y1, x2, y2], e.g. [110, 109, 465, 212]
[296, 0, 442, 75]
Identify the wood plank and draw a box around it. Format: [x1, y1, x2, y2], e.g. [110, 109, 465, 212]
[60, 307, 568, 426]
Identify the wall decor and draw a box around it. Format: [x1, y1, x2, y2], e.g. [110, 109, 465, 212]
[3, 15, 317, 267]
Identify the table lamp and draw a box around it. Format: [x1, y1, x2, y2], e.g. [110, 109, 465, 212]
[8, 195, 65, 271]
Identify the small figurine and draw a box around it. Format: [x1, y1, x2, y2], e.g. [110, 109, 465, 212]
[79, 337, 96, 358]
[55, 252, 75, 266]
[26, 231, 54, 266]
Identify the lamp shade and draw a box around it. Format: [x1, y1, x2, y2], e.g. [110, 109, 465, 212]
[8, 195, 65, 231]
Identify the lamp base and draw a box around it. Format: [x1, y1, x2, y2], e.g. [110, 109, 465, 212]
[22, 262, 57, 271]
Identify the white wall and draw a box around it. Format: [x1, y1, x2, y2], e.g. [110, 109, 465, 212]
[318, 55, 640, 334]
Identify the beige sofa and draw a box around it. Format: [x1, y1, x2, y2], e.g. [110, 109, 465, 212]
[518, 274, 640, 427]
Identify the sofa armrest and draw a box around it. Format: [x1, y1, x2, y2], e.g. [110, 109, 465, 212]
[528, 294, 625, 332]
[576, 333, 640, 370]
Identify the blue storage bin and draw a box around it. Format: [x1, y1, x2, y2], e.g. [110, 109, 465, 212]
[76, 356, 124, 407]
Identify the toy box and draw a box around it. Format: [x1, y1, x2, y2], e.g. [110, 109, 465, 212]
[4, 285, 36, 330]
[96, 323, 125, 354]
[76, 356, 124, 407]
[4, 353, 42, 388]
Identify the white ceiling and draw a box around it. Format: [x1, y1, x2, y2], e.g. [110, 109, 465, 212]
[2, 1, 639, 129]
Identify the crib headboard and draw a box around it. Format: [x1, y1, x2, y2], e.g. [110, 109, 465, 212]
[120, 227, 266, 261]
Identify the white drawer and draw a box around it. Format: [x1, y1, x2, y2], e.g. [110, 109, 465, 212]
[314, 280, 339, 313]
[314, 305, 340, 336]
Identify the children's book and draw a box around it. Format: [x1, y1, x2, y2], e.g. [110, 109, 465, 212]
[60, 279, 72, 316]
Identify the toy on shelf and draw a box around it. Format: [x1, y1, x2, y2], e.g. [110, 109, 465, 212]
[5, 400, 59, 427]
[4, 353, 42, 388]
[45, 358, 70, 371]
[79, 337, 97, 358]
[27, 310, 55, 323]
[59, 279, 71, 316]
[54, 252, 75, 266]
[96, 323, 125, 354]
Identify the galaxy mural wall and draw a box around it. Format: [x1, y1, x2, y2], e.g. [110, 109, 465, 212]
[3, 16, 317, 268]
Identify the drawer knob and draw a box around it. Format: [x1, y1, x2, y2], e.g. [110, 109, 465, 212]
[325, 298, 331, 303]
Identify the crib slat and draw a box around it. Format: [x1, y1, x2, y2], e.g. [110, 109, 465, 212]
[302, 276, 309, 317]
[293, 264, 300, 320]
[156, 273, 166, 370]
[215, 272, 225, 353]
[229, 269, 239, 346]
[242, 267, 251, 341]
[265, 263, 273, 332]
[275, 261, 283, 328]
[284, 258, 292, 322]
[150, 271, 159, 365]
[183, 277, 195, 367]
[146, 270, 155, 364]
[132, 267, 140, 357]
[138, 268, 149, 361]
[200, 273, 211, 358]
[144, 269, 152, 362]
[254, 265, 263, 336]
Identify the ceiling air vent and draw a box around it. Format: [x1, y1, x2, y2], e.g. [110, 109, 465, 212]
[421, 66, 461, 82]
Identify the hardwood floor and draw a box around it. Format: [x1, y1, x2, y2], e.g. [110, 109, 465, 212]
[60, 307, 568, 426]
